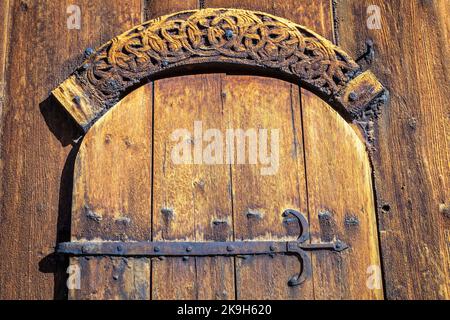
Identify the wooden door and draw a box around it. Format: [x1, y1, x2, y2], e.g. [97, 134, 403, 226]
[52, 8, 386, 300]
[59, 74, 382, 299]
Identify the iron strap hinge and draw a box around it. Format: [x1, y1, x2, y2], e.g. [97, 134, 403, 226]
[56, 210, 348, 286]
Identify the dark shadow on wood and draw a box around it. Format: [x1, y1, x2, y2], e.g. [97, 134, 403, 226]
[39, 94, 83, 147]
[38, 95, 83, 300]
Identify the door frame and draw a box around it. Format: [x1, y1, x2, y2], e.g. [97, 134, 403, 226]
[52, 8, 387, 135]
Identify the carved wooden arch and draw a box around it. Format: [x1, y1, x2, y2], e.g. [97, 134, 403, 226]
[53, 8, 387, 132]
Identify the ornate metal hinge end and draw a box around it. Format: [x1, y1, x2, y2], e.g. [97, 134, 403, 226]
[282, 209, 348, 286]
[57, 209, 348, 287]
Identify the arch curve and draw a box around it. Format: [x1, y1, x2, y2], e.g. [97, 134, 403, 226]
[53, 8, 385, 131]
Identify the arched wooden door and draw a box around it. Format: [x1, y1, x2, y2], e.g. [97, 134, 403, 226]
[54, 9, 387, 300]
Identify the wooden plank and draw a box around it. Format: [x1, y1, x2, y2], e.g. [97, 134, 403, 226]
[204, 0, 273, 12]
[71, 85, 152, 242]
[278, 0, 383, 299]
[2, 0, 443, 301]
[209, 0, 383, 299]
[301, 91, 383, 299]
[69, 84, 152, 300]
[222, 75, 313, 300]
[336, 0, 450, 299]
[0, 0, 11, 246]
[204, 0, 333, 35]
[258, 0, 384, 299]
[71, 257, 150, 300]
[152, 74, 235, 300]
[0, 0, 142, 300]
[0, 0, 11, 112]
[144, 0, 198, 20]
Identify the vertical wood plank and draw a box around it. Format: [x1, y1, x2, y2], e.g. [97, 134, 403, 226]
[301, 93, 383, 299]
[144, 0, 198, 20]
[0, 0, 142, 299]
[336, 0, 450, 299]
[0, 0, 11, 117]
[152, 74, 235, 300]
[222, 76, 312, 300]
[70, 84, 152, 300]
[0, 0, 12, 240]
[205, 0, 274, 12]
[2, 0, 444, 301]
[71, 257, 150, 300]
[205, 0, 332, 34]
[71, 85, 153, 242]
[206, 0, 382, 299]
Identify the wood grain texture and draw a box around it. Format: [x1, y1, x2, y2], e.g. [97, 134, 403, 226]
[206, 0, 381, 300]
[302, 90, 383, 299]
[67, 0, 378, 299]
[336, 0, 450, 299]
[70, 257, 150, 300]
[152, 75, 235, 300]
[0, 0, 11, 116]
[52, 8, 370, 129]
[52, 76, 102, 131]
[69, 82, 152, 300]
[222, 76, 313, 299]
[2, 0, 446, 301]
[144, 0, 198, 20]
[204, 0, 333, 35]
[205, 0, 315, 301]
[0, 0, 12, 246]
[205, 0, 333, 39]
[287, 0, 383, 299]
[71, 85, 152, 242]
[0, 0, 142, 300]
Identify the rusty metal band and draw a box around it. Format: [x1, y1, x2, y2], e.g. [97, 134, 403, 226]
[56, 210, 348, 286]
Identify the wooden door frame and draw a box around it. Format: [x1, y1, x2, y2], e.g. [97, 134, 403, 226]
[52, 8, 387, 133]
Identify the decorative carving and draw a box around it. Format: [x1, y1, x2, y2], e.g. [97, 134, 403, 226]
[53, 8, 385, 131]
[354, 91, 390, 149]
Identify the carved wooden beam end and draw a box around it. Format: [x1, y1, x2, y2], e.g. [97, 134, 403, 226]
[52, 75, 103, 131]
[337, 71, 386, 119]
[52, 8, 386, 132]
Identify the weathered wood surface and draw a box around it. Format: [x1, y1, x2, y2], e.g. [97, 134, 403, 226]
[69, 53, 380, 301]
[151, 75, 235, 300]
[302, 92, 383, 299]
[222, 76, 313, 299]
[145, 2, 234, 300]
[69, 84, 152, 299]
[71, 256, 150, 300]
[336, 0, 450, 300]
[0, 0, 142, 299]
[290, 0, 383, 299]
[0, 0, 11, 120]
[71, 85, 152, 242]
[311, 1, 383, 300]
[205, 0, 382, 300]
[0, 0, 448, 300]
[144, 0, 198, 19]
[52, 8, 385, 131]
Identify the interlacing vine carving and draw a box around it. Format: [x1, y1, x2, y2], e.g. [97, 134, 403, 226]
[53, 8, 385, 131]
[76, 8, 361, 108]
